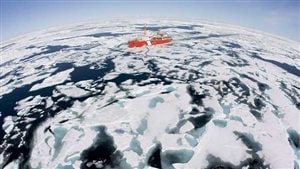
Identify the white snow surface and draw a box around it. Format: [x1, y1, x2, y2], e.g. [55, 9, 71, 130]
[0, 19, 299, 169]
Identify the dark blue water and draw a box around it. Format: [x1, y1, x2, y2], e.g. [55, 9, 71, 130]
[280, 82, 300, 109]
[0, 54, 179, 168]
[0, 43, 15, 50]
[205, 132, 267, 169]
[223, 41, 242, 48]
[287, 128, 300, 149]
[80, 126, 124, 169]
[107, 73, 150, 86]
[205, 153, 269, 169]
[188, 113, 212, 129]
[0, 58, 115, 168]
[190, 33, 235, 40]
[239, 74, 270, 92]
[136, 25, 202, 32]
[147, 143, 162, 168]
[56, 32, 131, 41]
[85, 32, 131, 38]
[234, 131, 262, 152]
[252, 52, 300, 77]
[20, 45, 70, 62]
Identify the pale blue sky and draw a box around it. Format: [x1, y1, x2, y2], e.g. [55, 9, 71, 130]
[1, 0, 299, 42]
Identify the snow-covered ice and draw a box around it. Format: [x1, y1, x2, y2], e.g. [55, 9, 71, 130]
[0, 19, 299, 169]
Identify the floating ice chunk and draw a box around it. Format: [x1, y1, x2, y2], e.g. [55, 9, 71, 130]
[179, 121, 194, 133]
[2, 116, 17, 134]
[16, 95, 44, 116]
[1, 159, 19, 169]
[148, 96, 164, 109]
[56, 84, 89, 98]
[64, 151, 80, 163]
[0, 154, 4, 168]
[75, 80, 94, 90]
[45, 97, 54, 108]
[30, 68, 74, 91]
[122, 150, 142, 168]
[2, 20, 300, 169]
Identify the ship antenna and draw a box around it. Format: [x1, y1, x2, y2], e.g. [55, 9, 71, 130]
[144, 24, 147, 35]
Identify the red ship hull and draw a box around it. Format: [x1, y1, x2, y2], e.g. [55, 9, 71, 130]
[128, 37, 172, 48]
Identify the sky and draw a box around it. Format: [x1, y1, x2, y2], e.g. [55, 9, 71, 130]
[0, 0, 299, 42]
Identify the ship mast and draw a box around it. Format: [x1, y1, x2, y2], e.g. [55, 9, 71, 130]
[144, 24, 147, 35]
